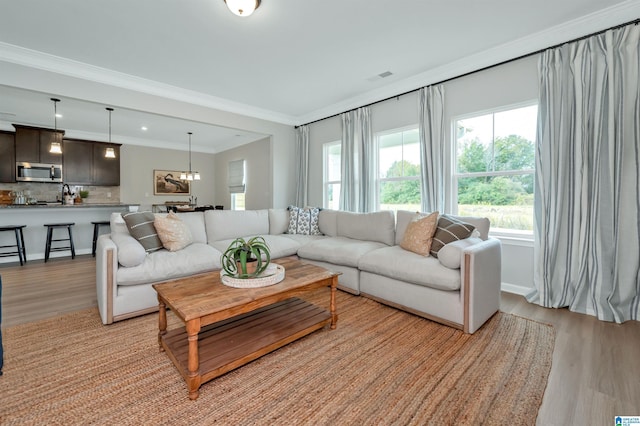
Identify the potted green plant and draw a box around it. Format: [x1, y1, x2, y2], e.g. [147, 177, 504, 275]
[79, 190, 89, 199]
[221, 236, 271, 278]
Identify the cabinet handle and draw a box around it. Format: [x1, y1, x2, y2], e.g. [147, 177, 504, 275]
[51, 165, 55, 180]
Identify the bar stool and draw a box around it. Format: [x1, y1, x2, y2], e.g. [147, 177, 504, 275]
[43, 223, 75, 262]
[91, 221, 110, 257]
[0, 225, 27, 266]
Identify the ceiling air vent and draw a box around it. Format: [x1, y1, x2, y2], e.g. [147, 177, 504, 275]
[367, 71, 394, 82]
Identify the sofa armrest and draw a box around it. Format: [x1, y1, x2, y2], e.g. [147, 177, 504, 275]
[96, 234, 118, 325]
[460, 238, 502, 333]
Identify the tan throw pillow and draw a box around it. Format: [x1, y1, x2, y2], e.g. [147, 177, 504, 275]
[154, 212, 193, 252]
[430, 215, 476, 258]
[122, 211, 164, 253]
[400, 211, 439, 256]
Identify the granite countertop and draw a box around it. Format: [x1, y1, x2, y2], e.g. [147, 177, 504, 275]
[0, 203, 138, 209]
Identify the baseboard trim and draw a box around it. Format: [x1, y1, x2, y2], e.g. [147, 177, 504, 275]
[501, 282, 532, 297]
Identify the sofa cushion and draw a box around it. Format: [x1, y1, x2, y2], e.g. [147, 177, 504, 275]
[438, 237, 484, 269]
[399, 211, 439, 256]
[173, 212, 207, 244]
[336, 210, 395, 245]
[111, 233, 146, 267]
[110, 212, 130, 236]
[205, 210, 269, 243]
[116, 243, 220, 286]
[122, 212, 163, 253]
[210, 234, 302, 260]
[430, 215, 476, 258]
[297, 236, 387, 268]
[287, 206, 322, 235]
[318, 209, 338, 237]
[154, 212, 193, 252]
[269, 209, 290, 235]
[358, 245, 461, 291]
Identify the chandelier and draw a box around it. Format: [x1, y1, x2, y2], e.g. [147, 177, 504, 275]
[180, 132, 201, 181]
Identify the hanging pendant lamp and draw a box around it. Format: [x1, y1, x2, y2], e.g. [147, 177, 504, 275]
[49, 98, 62, 154]
[224, 0, 260, 17]
[181, 132, 200, 181]
[105, 107, 116, 158]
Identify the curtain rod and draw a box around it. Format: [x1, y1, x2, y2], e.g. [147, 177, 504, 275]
[296, 18, 640, 129]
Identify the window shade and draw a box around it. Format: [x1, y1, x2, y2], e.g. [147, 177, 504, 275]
[228, 159, 245, 194]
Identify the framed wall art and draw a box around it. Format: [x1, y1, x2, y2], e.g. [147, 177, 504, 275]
[153, 170, 191, 195]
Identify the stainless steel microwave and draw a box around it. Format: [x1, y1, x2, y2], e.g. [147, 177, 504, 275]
[16, 162, 63, 182]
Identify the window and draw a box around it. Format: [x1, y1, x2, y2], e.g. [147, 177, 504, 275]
[323, 141, 341, 210]
[231, 193, 245, 210]
[454, 103, 537, 235]
[377, 127, 420, 213]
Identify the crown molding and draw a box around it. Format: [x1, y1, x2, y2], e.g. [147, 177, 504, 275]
[0, 42, 298, 126]
[295, 0, 640, 125]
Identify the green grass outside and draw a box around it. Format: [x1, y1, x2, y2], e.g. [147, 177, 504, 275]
[380, 203, 533, 231]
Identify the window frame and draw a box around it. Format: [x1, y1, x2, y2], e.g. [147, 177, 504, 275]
[451, 100, 538, 240]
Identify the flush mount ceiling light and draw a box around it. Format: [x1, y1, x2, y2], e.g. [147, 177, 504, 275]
[49, 98, 62, 154]
[224, 0, 261, 17]
[180, 132, 201, 181]
[105, 107, 116, 158]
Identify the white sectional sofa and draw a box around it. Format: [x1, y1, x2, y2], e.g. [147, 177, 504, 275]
[96, 208, 501, 333]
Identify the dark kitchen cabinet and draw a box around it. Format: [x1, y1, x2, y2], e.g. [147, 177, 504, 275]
[62, 139, 93, 184]
[14, 125, 64, 164]
[0, 131, 16, 183]
[62, 139, 120, 186]
[92, 143, 120, 186]
[39, 130, 64, 164]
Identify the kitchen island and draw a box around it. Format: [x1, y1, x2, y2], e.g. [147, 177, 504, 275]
[0, 203, 138, 263]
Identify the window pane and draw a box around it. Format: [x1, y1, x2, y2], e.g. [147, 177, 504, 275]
[326, 183, 340, 210]
[379, 129, 420, 178]
[493, 105, 537, 172]
[327, 143, 341, 181]
[456, 114, 493, 173]
[379, 179, 421, 213]
[457, 175, 533, 231]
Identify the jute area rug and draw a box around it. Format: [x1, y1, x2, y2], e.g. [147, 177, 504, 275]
[1, 290, 554, 426]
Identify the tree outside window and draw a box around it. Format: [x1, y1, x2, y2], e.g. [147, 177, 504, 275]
[378, 128, 421, 213]
[455, 104, 537, 234]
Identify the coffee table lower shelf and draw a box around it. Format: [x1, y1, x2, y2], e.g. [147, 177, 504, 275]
[160, 297, 331, 396]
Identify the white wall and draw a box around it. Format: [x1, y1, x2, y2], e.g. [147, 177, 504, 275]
[119, 144, 217, 209]
[214, 137, 272, 210]
[307, 55, 540, 293]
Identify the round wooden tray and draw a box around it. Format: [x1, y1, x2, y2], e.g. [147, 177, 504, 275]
[220, 263, 285, 288]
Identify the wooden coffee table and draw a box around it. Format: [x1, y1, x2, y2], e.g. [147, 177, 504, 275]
[153, 257, 339, 400]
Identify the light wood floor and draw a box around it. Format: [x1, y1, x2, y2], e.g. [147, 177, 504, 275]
[1, 257, 638, 425]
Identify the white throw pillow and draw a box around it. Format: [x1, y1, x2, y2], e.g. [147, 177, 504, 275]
[437, 237, 483, 269]
[111, 233, 147, 267]
[154, 211, 193, 252]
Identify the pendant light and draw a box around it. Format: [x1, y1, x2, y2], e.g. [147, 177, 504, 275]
[105, 107, 116, 158]
[49, 98, 62, 154]
[224, 0, 260, 17]
[181, 132, 200, 181]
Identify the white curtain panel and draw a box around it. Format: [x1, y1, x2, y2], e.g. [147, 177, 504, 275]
[294, 125, 309, 207]
[528, 24, 640, 323]
[418, 85, 445, 213]
[339, 107, 374, 212]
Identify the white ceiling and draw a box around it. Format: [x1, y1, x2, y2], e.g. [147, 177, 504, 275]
[0, 0, 637, 152]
